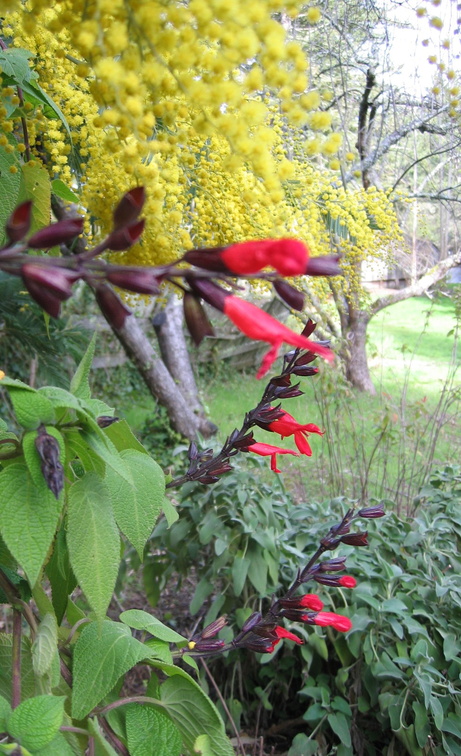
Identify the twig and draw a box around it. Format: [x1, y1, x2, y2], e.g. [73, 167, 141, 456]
[12, 609, 22, 708]
[99, 715, 129, 756]
[200, 658, 246, 756]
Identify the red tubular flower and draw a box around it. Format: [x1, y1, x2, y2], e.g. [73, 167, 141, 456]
[314, 612, 352, 632]
[223, 296, 333, 379]
[220, 238, 310, 276]
[280, 594, 324, 612]
[266, 409, 323, 457]
[246, 442, 298, 473]
[338, 576, 357, 588]
[274, 626, 304, 644]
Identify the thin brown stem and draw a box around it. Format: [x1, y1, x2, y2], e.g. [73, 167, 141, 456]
[12, 608, 22, 708]
[96, 695, 164, 716]
[99, 715, 129, 756]
[201, 659, 246, 756]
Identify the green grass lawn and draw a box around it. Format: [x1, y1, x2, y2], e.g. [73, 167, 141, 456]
[204, 294, 460, 509]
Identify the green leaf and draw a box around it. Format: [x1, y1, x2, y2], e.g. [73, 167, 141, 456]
[442, 715, 461, 740]
[0, 145, 21, 245]
[232, 555, 250, 597]
[34, 731, 75, 756]
[412, 701, 430, 748]
[247, 551, 267, 596]
[120, 609, 187, 644]
[7, 694, 65, 751]
[70, 334, 97, 399]
[105, 450, 164, 558]
[126, 704, 182, 756]
[161, 497, 179, 527]
[79, 426, 133, 485]
[72, 620, 148, 719]
[0, 463, 61, 585]
[103, 419, 148, 454]
[38, 386, 83, 411]
[288, 733, 319, 756]
[67, 473, 120, 619]
[32, 613, 58, 677]
[5, 386, 55, 430]
[0, 694, 12, 732]
[45, 526, 76, 624]
[0, 48, 34, 82]
[159, 669, 234, 756]
[429, 695, 444, 730]
[327, 712, 351, 748]
[17, 161, 51, 234]
[51, 179, 79, 203]
[0, 565, 31, 604]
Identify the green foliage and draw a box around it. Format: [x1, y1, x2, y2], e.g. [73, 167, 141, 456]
[149, 459, 461, 754]
[0, 343, 235, 755]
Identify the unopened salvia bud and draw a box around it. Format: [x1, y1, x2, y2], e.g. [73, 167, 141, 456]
[106, 219, 145, 251]
[292, 366, 319, 377]
[35, 425, 64, 499]
[95, 284, 131, 329]
[28, 217, 84, 248]
[183, 293, 214, 345]
[182, 246, 228, 272]
[273, 280, 305, 311]
[238, 634, 275, 653]
[188, 278, 228, 312]
[281, 609, 316, 623]
[241, 611, 262, 633]
[272, 383, 304, 399]
[6, 201, 32, 243]
[96, 416, 119, 428]
[22, 264, 77, 301]
[191, 639, 226, 653]
[112, 187, 146, 230]
[340, 532, 368, 547]
[319, 557, 347, 572]
[201, 616, 228, 639]
[301, 319, 316, 338]
[106, 268, 160, 295]
[23, 278, 63, 318]
[305, 255, 342, 277]
[314, 574, 342, 587]
[358, 504, 385, 518]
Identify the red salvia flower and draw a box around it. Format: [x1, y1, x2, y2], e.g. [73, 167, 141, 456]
[246, 442, 298, 473]
[223, 296, 333, 378]
[266, 408, 323, 456]
[274, 626, 304, 644]
[314, 612, 352, 632]
[220, 238, 310, 276]
[280, 594, 324, 612]
[338, 576, 357, 588]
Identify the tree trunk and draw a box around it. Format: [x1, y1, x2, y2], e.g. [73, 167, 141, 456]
[343, 311, 375, 394]
[153, 294, 217, 437]
[110, 313, 215, 440]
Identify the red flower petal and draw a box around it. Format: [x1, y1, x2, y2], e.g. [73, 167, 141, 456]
[314, 612, 352, 632]
[274, 626, 304, 644]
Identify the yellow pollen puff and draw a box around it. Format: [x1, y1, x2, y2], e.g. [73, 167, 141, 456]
[416, 7, 426, 16]
[345, 152, 355, 162]
[301, 91, 321, 111]
[9, 165, 18, 173]
[306, 7, 322, 24]
[429, 16, 443, 29]
[309, 111, 333, 131]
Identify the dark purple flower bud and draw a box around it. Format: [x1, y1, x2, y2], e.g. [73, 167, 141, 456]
[272, 383, 304, 399]
[301, 319, 317, 338]
[95, 284, 132, 329]
[358, 504, 385, 518]
[192, 639, 226, 652]
[196, 475, 220, 484]
[106, 268, 160, 295]
[106, 219, 145, 251]
[188, 441, 199, 461]
[28, 217, 84, 249]
[341, 532, 368, 547]
[281, 609, 316, 624]
[314, 574, 343, 586]
[273, 280, 305, 311]
[241, 611, 262, 633]
[270, 374, 291, 387]
[187, 278, 228, 312]
[183, 292, 214, 345]
[6, 201, 32, 243]
[305, 255, 342, 277]
[294, 351, 317, 367]
[22, 264, 77, 301]
[201, 616, 228, 639]
[96, 416, 119, 428]
[113, 187, 146, 230]
[232, 432, 255, 450]
[238, 636, 275, 653]
[254, 405, 284, 425]
[319, 557, 347, 572]
[292, 366, 319, 377]
[23, 278, 62, 318]
[35, 425, 64, 499]
[206, 461, 233, 476]
[320, 536, 342, 549]
[182, 247, 228, 272]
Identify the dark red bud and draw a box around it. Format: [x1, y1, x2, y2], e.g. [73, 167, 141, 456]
[294, 351, 317, 367]
[301, 319, 317, 338]
[201, 616, 227, 639]
[6, 201, 32, 242]
[183, 292, 214, 345]
[193, 639, 226, 652]
[273, 384, 304, 399]
[96, 416, 119, 428]
[182, 247, 228, 272]
[358, 505, 385, 518]
[241, 611, 262, 633]
[106, 219, 145, 251]
[187, 278, 228, 312]
[23, 278, 62, 317]
[106, 268, 160, 295]
[305, 255, 342, 277]
[273, 280, 305, 311]
[232, 432, 255, 450]
[95, 284, 131, 329]
[22, 264, 77, 300]
[239, 636, 275, 653]
[340, 532, 368, 547]
[292, 366, 319, 377]
[35, 426, 64, 499]
[28, 217, 84, 248]
[314, 574, 342, 586]
[113, 187, 146, 230]
[319, 557, 347, 572]
[281, 609, 316, 623]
